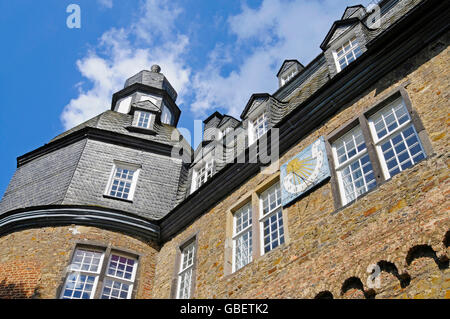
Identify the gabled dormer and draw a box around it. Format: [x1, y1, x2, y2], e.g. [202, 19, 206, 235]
[321, 11, 372, 77]
[277, 60, 304, 88]
[111, 65, 181, 127]
[240, 93, 272, 145]
[341, 5, 366, 20]
[202, 111, 224, 143]
[127, 100, 160, 134]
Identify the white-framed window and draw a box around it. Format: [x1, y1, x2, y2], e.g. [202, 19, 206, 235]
[195, 160, 215, 190]
[368, 98, 426, 180]
[105, 162, 141, 201]
[177, 242, 196, 299]
[332, 126, 377, 205]
[61, 248, 105, 299]
[281, 69, 298, 86]
[232, 203, 253, 272]
[259, 182, 285, 255]
[253, 112, 269, 141]
[100, 253, 138, 299]
[133, 110, 152, 129]
[334, 36, 363, 72]
[161, 104, 173, 125]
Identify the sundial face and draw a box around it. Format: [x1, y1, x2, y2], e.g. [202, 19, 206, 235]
[280, 137, 330, 206]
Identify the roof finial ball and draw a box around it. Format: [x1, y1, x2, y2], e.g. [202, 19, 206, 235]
[151, 64, 161, 73]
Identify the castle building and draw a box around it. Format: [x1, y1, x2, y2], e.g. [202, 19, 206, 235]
[0, 0, 449, 299]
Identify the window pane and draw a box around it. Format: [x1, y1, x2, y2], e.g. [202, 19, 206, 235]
[371, 100, 411, 140]
[101, 279, 131, 299]
[106, 254, 136, 281]
[70, 249, 103, 273]
[234, 230, 253, 271]
[109, 166, 136, 199]
[261, 183, 282, 217]
[379, 125, 425, 179]
[61, 272, 97, 299]
[334, 127, 366, 166]
[335, 138, 376, 206]
[336, 37, 362, 70]
[262, 209, 284, 254]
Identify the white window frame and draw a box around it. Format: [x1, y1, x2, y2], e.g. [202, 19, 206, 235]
[133, 110, 153, 129]
[232, 203, 253, 273]
[100, 252, 138, 299]
[331, 126, 377, 206]
[249, 111, 269, 145]
[332, 35, 363, 73]
[105, 162, 141, 201]
[280, 68, 298, 86]
[259, 182, 284, 256]
[177, 242, 196, 299]
[161, 103, 173, 125]
[60, 248, 105, 299]
[368, 97, 426, 180]
[192, 159, 215, 192]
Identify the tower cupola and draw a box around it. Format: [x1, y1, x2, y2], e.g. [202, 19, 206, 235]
[111, 65, 181, 127]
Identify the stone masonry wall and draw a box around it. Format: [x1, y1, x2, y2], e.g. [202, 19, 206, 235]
[0, 225, 159, 299]
[152, 33, 450, 299]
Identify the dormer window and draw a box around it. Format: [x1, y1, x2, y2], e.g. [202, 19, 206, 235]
[281, 69, 298, 86]
[161, 104, 173, 125]
[134, 111, 152, 129]
[253, 112, 269, 141]
[195, 160, 215, 189]
[105, 162, 141, 201]
[334, 37, 363, 72]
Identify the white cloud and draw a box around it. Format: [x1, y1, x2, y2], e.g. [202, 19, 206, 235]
[97, 0, 113, 9]
[63, 0, 371, 129]
[61, 0, 190, 130]
[190, 0, 360, 118]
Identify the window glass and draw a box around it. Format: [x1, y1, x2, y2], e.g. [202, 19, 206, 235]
[333, 126, 376, 205]
[336, 37, 363, 71]
[369, 99, 426, 180]
[260, 183, 284, 254]
[233, 203, 253, 272]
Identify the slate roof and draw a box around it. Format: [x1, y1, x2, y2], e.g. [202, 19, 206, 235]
[51, 110, 191, 150]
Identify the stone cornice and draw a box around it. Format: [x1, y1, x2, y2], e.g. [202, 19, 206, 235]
[0, 205, 160, 241]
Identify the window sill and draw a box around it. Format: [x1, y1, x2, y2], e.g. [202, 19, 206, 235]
[102, 194, 133, 203]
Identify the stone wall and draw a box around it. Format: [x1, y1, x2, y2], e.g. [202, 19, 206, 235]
[152, 33, 450, 299]
[0, 225, 159, 299]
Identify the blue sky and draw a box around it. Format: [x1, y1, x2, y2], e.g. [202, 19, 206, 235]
[0, 0, 373, 197]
